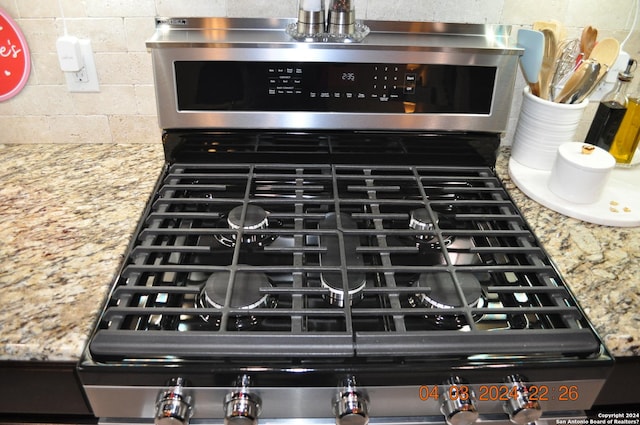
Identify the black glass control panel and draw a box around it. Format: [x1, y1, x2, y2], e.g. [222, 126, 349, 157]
[175, 61, 496, 114]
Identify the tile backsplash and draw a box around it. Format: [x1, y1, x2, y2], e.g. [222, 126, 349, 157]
[0, 0, 638, 144]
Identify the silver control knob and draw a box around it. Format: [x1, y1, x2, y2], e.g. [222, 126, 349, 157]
[333, 376, 369, 425]
[440, 377, 479, 425]
[224, 375, 261, 425]
[155, 378, 193, 425]
[503, 375, 542, 425]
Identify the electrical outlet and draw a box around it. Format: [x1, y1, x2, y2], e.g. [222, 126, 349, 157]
[62, 39, 100, 92]
[74, 67, 89, 83]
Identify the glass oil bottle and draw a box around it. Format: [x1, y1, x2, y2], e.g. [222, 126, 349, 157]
[585, 59, 636, 151]
[609, 89, 640, 166]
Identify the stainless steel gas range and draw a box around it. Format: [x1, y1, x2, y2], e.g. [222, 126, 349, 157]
[77, 17, 613, 425]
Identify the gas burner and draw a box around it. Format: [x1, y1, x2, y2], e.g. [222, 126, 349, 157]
[228, 204, 268, 230]
[408, 208, 453, 248]
[320, 272, 367, 307]
[409, 207, 437, 234]
[215, 205, 279, 248]
[409, 271, 485, 330]
[319, 212, 367, 307]
[197, 268, 277, 329]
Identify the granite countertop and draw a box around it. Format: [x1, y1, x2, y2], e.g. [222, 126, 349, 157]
[0, 144, 638, 362]
[496, 151, 640, 357]
[0, 144, 164, 361]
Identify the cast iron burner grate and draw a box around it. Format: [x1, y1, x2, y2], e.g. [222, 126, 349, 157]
[89, 162, 601, 360]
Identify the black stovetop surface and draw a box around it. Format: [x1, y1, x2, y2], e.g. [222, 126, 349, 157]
[86, 131, 605, 363]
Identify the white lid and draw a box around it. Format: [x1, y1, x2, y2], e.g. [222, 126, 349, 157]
[557, 142, 616, 171]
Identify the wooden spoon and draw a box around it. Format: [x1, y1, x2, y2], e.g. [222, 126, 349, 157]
[580, 26, 598, 60]
[555, 59, 593, 103]
[533, 20, 565, 41]
[589, 37, 621, 86]
[590, 37, 620, 70]
[538, 28, 557, 100]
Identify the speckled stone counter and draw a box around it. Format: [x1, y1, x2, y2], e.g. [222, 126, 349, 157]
[496, 149, 640, 357]
[0, 143, 164, 361]
[0, 144, 638, 363]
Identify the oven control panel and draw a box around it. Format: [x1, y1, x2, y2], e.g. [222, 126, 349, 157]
[134, 373, 606, 425]
[174, 61, 496, 115]
[266, 64, 408, 101]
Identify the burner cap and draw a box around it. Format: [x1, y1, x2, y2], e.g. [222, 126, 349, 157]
[320, 271, 367, 307]
[409, 208, 437, 233]
[201, 269, 272, 309]
[415, 272, 482, 309]
[228, 205, 269, 230]
[409, 208, 450, 246]
[216, 205, 278, 248]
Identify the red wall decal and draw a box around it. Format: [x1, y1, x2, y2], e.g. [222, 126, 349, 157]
[0, 7, 31, 102]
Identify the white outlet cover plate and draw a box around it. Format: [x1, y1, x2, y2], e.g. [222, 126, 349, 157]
[64, 39, 99, 92]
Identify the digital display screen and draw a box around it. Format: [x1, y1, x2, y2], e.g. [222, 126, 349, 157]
[174, 61, 496, 114]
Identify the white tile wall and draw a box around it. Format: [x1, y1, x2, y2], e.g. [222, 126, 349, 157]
[0, 0, 638, 144]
